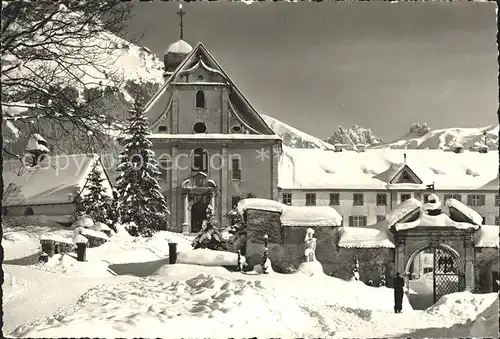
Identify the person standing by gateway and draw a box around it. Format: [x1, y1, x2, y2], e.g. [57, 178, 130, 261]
[393, 272, 405, 313]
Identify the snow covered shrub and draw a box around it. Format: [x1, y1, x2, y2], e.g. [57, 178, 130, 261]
[115, 94, 170, 237]
[192, 205, 223, 250]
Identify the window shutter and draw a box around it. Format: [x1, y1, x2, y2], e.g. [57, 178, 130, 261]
[363, 216, 367, 226]
[480, 195, 485, 206]
[349, 216, 354, 227]
[467, 195, 472, 205]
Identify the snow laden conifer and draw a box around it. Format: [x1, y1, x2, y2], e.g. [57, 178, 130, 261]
[77, 166, 111, 223]
[192, 204, 223, 250]
[115, 94, 170, 237]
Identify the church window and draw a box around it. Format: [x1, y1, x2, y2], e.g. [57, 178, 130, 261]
[192, 148, 208, 173]
[353, 193, 364, 206]
[24, 207, 34, 215]
[195, 90, 205, 109]
[158, 125, 168, 133]
[305, 193, 316, 206]
[232, 158, 241, 180]
[193, 122, 207, 134]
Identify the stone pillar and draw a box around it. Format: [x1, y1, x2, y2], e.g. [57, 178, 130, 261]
[464, 236, 475, 291]
[182, 193, 190, 234]
[270, 144, 280, 200]
[220, 145, 228, 227]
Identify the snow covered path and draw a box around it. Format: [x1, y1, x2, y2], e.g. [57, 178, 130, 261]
[6, 263, 497, 338]
[3, 264, 137, 335]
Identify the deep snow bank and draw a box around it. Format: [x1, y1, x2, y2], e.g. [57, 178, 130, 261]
[13, 274, 318, 338]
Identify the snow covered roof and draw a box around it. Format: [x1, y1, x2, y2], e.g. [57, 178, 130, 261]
[445, 198, 483, 225]
[236, 198, 342, 227]
[2, 154, 111, 206]
[278, 147, 498, 190]
[236, 198, 285, 215]
[165, 39, 193, 55]
[281, 206, 342, 227]
[386, 198, 422, 227]
[474, 225, 499, 248]
[338, 226, 395, 248]
[394, 213, 479, 231]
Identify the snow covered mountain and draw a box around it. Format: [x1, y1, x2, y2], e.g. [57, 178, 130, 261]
[324, 125, 383, 149]
[371, 123, 499, 150]
[261, 115, 335, 150]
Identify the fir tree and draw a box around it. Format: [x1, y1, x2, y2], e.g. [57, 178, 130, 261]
[115, 94, 170, 236]
[77, 166, 111, 223]
[192, 204, 223, 250]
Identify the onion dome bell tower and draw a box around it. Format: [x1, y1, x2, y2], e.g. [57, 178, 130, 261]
[163, 4, 193, 80]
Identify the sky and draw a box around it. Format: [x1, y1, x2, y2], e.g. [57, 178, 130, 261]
[124, 1, 498, 141]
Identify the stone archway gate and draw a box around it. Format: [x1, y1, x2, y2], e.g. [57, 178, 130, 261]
[393, 226, 477, 300]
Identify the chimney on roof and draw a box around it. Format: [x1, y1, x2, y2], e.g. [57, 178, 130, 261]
[403, 153, 407, 163]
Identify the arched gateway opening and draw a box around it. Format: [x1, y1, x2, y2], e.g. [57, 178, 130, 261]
[389, 194, 480, 310]
[405, 244, 465, 310]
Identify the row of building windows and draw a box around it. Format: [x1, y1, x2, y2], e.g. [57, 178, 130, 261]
[158, 149, 242, 180]
[325, 214, 496, 227]
[283, 192, 498, 207]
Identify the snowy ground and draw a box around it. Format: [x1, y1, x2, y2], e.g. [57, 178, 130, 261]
[3, 223, 498, 338]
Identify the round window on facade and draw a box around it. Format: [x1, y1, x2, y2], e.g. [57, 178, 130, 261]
[193, 122, 207, 134]
[231, 125, 242, 133]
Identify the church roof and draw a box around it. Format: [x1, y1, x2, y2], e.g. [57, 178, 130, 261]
[2, 154, 112, 206]
[164, 39, 193, 55]
[145, 42, 276, 136]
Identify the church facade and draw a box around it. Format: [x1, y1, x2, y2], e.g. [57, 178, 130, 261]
[144, 39, 281, 233]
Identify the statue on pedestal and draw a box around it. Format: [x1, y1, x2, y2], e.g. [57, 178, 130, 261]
[304, 228, 317, 262]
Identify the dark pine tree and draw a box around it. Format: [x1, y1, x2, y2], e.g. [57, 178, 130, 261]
[115, 94, 170, 237]
[77, 166, 111, 223]
[192, 204, 223, 250]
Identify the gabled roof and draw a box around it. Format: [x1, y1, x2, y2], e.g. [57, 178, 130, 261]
[3, 154, 112, 206]
[145, 42, 275, 135]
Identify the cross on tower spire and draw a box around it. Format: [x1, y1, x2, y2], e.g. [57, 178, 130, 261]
[177, 4, 186, 40]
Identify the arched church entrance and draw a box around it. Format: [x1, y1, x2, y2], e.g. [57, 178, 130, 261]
[191, 199, 208, 233]
[405, 243, 465, 310]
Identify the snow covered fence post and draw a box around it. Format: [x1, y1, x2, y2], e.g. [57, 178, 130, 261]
[262, 234, 269, 274]
[74, 228, 89, 262]
[237, 250, 242, 272]
[40, 239, 56, 257]
[352, 255, 360, 281]
[168, 242, 178, 264]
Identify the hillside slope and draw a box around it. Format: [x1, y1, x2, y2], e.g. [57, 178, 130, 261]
[371, 124, 499, 150]
[261, 115, 335, 149]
